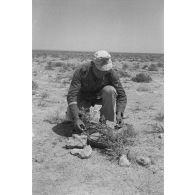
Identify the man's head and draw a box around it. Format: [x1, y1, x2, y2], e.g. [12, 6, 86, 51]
[93, 50, 113, 71]
[92, 50, 113, 78]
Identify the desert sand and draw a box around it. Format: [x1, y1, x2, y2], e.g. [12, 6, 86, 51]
[32, 51, 164, 195]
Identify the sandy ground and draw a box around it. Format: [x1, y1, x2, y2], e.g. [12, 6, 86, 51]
[32, 51, 164, 195]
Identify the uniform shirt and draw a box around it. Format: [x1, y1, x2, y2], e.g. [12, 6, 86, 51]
[67, 61, 127, 114]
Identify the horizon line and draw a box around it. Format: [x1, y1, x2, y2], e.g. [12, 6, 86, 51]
[32, 49, 164, 55]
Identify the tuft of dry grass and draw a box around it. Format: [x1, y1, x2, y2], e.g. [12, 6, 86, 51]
[32, 81, 38, 90]
[148, 64, 158, 71]
[45, 109, 65, 124]
[37, 100, 47, 107]
[136, 85, 151, 92]
[40, 91, 49, 99]
[155, 112, 164, 122]
[132, 73, 152, 83]
[117, 69, 131, 78]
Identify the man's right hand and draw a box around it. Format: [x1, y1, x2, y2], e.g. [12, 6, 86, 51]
[74, 118, 86, 132]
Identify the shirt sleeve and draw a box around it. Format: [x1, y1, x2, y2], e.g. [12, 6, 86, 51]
[67, 68, 81, 105]
[110, 70, 127, 114]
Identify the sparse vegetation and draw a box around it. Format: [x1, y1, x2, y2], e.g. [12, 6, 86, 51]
[122, 63, 129, 71]
[32, 80, 38, 90]
[117, 69, 131, 78]
[37, 100, 47, 107]
[136, 85, 151, 92]
[155, 112, 164, 122]
[80, 109, 137, 160]
[148, 64, 158, 71]
[45, 109, 65, 124]
[40, 91, 49, 99]
[132, 73, 152, 83]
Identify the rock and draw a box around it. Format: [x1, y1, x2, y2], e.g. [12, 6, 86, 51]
[158, 133, 163, 139]
[136, 156, 151, 167]
[65, 134, 87, 149]
[127, 150, 137, 161]
[89, 132, 101, 141]
[106, 121, 116, 129]
[119, 155, 131, 167]
[70, 145, 92, 159]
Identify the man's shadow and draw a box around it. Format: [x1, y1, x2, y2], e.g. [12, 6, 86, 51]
[52, 121, 74, 137]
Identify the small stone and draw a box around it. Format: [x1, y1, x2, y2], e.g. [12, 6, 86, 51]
[158, 133, 163, 139]
[70, 145, 92, 159]
[127, 150, 137, 161]
[136, 156, 151, 167]
[106, 121, 116, 129]
[65, 134, 87, 149]
[89, 132, 101, 141]
[119, 155, 131, 167]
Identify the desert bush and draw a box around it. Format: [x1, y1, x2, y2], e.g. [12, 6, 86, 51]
[151, 123, 164, 133]
[156, 62, 164, 68]
[45, 109, 65, 124]
[40, 91, 49, 99]
[80, 109, 136, 160]
[148, 64, 158, 71]
[122, 63, 129, 71]
[32, 81, 38, 90]
[33, 70, 38, 76]
[132, 64, 140, 70]
[132, 73, 152, 83]
[117, 69, 131, 78]
[37, 100, 47, 107]
[45, 62, 54, 70]
[155, 112, 164, 122]
[136, 85, 151, 92]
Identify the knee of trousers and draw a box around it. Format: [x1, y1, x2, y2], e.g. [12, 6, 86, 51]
[101, 85, 117, 96]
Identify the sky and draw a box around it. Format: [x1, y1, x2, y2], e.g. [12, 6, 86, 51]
[32, 0, 164, 53]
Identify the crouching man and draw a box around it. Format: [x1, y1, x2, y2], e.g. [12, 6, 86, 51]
[66, 50, 127, 132]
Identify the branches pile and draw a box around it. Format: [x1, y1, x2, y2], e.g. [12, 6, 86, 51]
[79, 109, 137, 160]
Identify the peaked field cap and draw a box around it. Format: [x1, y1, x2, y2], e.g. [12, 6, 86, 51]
[93, 50, 113, 71]
[94, 50, 111, 59]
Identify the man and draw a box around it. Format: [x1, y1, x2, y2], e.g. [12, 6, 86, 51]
[66, 50, 127, 132]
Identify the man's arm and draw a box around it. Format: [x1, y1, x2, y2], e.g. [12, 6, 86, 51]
[110, 70, 127, 116]
[67, 69, 81, 121]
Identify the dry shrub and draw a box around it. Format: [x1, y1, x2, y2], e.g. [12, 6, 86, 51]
[155, 112, 164, 122]
[151, 123, 164, 133]
[132, 73, 152, 83]
[80, 109, 136, 160]
[45, 108, 66, 124]
[148, 64, 158, 71]
[117, 69, 131, 78]
[37, 100, 47, 107]
[32, 81, 38, 90]
[122, 63, 129, 71]
[157, 62, 164, 68]
[40, 91, 49, 99]
[136, 85, 151, 92]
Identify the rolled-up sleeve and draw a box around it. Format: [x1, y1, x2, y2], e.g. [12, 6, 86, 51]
[67, 69, 81, 105]
[110, 71, 127, 114]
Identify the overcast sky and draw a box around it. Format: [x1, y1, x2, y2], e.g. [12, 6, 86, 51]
[32, 0, 163, 53]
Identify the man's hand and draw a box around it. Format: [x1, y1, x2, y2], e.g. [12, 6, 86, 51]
[116, 112, 124, 126]
[74, 118, 86, 132]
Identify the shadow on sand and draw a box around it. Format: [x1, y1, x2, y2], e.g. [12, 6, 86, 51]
[52, 121, 74, 137]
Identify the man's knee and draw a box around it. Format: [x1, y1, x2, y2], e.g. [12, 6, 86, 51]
[102, 85, 117, 95]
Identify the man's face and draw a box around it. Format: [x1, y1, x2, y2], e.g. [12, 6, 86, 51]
[92, 62, 109, 79]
